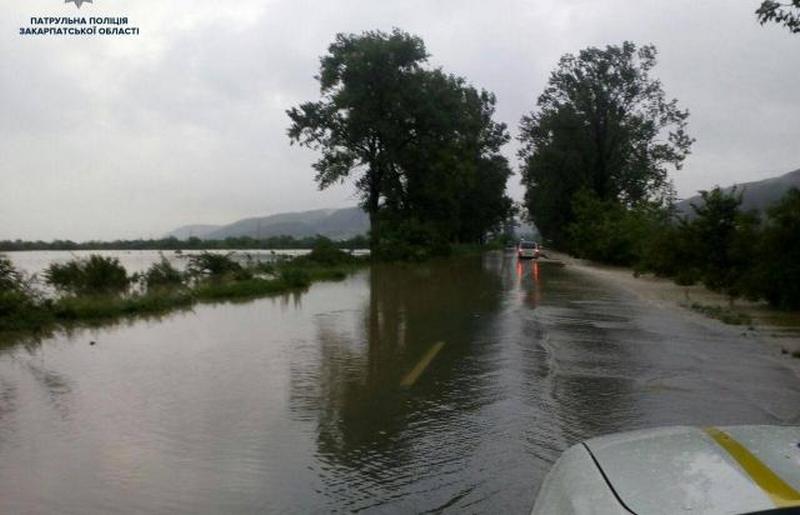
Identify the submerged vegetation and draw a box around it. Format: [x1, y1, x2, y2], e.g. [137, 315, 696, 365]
[45, 255, 130, 295]
[0, 240, 365, 334]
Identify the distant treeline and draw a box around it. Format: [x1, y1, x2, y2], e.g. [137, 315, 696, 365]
[0, 234, 369, 252]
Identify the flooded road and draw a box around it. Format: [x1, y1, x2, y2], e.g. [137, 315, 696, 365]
[0, 252, 798, 513]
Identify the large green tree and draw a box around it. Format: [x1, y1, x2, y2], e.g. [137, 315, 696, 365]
[288, 30, 512, 253]
[395, 69, 511, 244]
[287, 29, 428, 246]
[518, 42, 693, 247]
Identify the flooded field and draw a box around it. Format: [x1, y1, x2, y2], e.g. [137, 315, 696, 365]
[0, 252, 798, 513]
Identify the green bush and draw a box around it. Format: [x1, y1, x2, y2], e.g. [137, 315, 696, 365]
[44, 255, 130, 295]
[305, 237, 354, 266]
[751, 188, 800, 309]
[0, 256, 51, 331]
[186, 252, 243, 279]
[567, 189, 662, 266]
[679, 188, 758, 298]
[143, 256, 184, 289]
[373, 218, 451, 261]
[278, 267, 311, 288]
[0, 256, 24, 292]
[0, 289, 36, 318]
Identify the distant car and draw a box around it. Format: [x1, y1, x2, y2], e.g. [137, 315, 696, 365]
[531, 425, 800, 515]
[518, 240, 541, 259]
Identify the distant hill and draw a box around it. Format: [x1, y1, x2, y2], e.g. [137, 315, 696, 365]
[676, 167, 800, 218]
[165, 207, 369, 241]
[166, 224, 221, 240]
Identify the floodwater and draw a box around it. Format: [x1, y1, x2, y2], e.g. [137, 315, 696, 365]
[0, 252, 798, 514]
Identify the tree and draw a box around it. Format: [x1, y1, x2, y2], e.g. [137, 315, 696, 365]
[395, 70, 511, 244]
[685, 187, 758, 299]
[519, 42, 693, 247]
[752, 188, 800, 308]
[289, 30, 512, 254]
[287, 29, 428, 247]
[756, 1, 800, 33]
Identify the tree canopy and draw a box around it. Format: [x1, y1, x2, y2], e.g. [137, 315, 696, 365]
[287, 29, 428, 244]
[288, 29, 512, 256]
[756, 1, 800, 33]
[518, 42, 693, 247]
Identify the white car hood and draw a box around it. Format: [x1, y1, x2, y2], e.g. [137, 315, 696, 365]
[584, 425, 800, 514]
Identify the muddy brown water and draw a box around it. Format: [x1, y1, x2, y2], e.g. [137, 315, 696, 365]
[1, 252, 798, 513]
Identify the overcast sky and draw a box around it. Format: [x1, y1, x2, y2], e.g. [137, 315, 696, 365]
[1, 0, 798, 241]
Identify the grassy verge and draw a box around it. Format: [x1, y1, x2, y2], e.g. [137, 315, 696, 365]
[688, 302, 753, 326]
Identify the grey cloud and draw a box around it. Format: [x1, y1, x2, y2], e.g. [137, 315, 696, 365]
[0, 0, 797, 240]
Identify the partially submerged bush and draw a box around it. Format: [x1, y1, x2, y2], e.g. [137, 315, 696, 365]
[0, 256, 46, 329]
[278, 267, 311, 288]
[0, 256, 24, 292]
[373, 218, 451, 261]
[44, 255, 129, 295]
[143, 256, 184, 289]
[186, 252, 245, 279]
[305, 237, 354, 266]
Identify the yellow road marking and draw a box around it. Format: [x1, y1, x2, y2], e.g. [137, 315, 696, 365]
[704, 427, 800, 508]
[400, 341, 446, 387]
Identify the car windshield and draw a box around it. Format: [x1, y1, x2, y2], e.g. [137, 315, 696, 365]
[520, 242, 537, 249]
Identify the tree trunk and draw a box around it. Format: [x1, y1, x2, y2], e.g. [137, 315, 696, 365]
[369, 209, 380, 250]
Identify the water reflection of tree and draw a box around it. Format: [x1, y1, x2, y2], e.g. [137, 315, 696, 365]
[288, 256, 507, 507]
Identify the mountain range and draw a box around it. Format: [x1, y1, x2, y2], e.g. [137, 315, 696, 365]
[166, 207, 369, 241]
[676, 167, 800, 217]
[166, 167, 799, 240]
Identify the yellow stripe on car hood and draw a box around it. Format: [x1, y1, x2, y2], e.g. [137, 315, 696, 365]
[704, 426, 800, 508]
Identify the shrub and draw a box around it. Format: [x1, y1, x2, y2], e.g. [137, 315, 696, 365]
[751, 188, 800, 309]
[567, 189, 663, 266]
[373, 218, 451, 261]
[143, 256, 184, 289]
[278, 267, 311, 288]
[305, 237, 353, 266]
[683, 187, 758, 298]
[0, 256, 24, 292]
[0, 256, 51, 330]
[44, 255, 129, 295]
[637, 218, 703, 280]
[186, 252, 243, 279]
